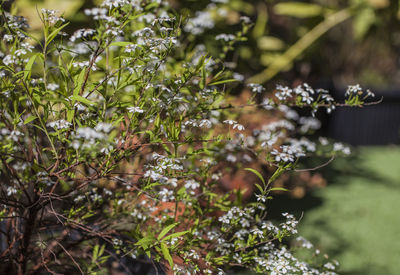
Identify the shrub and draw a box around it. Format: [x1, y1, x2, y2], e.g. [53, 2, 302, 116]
[0, 0, 376, 274]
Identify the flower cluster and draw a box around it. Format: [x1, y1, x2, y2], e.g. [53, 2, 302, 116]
[0, 1, 373, 274]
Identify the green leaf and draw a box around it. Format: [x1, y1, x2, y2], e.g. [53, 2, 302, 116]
[158, 223, 177, 240]
[136, 236, 157, 250]
[74, 68, 87, 96]
[269, 187, 289, 192]
[23, 53, 40, 81]
[161, 231, 189, 241]
[267, 166, 286, 186]
[245, 168, 266, 186]
[145, 1, 160, 10]
[208, 79, 239, 86]
[24, 115, 37, 125]
[195, 55, 206, 72]
[92, 245, 99, 263]
[160, 242, 174, 268]
[46, 22, 70, 47]
[273, 2, 323, 18]
[200, 66, 206, 89]
[254, 183, 264, 193]
[67, 109, 74, 122]
[110, 41, 132, 47]
[71, 95, 95, 106]
[126, 12, 145, 22]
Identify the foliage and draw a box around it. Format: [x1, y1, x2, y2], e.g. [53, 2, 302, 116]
[0, 0, 377, 274]
[177, 0, 400, 86]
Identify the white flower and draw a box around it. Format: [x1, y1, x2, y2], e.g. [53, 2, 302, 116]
[167, 178, 178, 187]
[199, 119, 212, 128]
[144, 170, 168, 182]
[3, 55, 16, 66]
[345, 84, 362, 96]
[184, 11, 214, 35]
[127, 106, 144, 113]
[70, 28, 96, 42]
[226, 154, 237, 162]
[233, 73, 244, 81]
[95, 122, 113, 133]
[251, 228, 264, 238]
[324, 262, 336, 270]
[255, 194, 267, 203]
[41, 9, 65, 25]
[296, 236, 313, 249]
[184, 180, 200, 190]
[366, 89, 375, 97]
[223, 119, 237, 125]
[101, 0, 131, 9]
[271, 147, 295, 163]
[75, 127, 106, 140]
[232, 123, 245, 131]
[248, 83, 265, 93]
[333, 142, 351, 155]
[215, 34, 235, 42]
[3, 34, 13, 42]
[47, 120, 72, 130]
[240, 16, 251, 24]
[301, 91, 314, 104]
[159, 188, 174, 202]
[125, 44, 138, 53]
[275, 85, 293, 100]
[279, 105, 299, 120]
[47, 83, 59, 91]
[133, 27, 155, 37]
[74, 195, 85, 203]
[7, 186, 18, 196]
[299, 117, 321, 133]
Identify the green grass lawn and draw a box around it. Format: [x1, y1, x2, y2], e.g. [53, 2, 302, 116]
[297, 146, 400, 274]
[237, 146, 400, 275]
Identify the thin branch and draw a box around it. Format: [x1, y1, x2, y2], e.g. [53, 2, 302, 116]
[294, 155, 335, 172]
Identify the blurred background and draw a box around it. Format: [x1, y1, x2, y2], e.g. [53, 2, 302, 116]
[5, 0, 400, 274]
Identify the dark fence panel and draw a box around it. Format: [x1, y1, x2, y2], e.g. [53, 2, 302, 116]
[327, 86, 400, 145]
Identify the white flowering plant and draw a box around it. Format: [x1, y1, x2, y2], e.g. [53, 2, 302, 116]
[0, 0, 378, 274]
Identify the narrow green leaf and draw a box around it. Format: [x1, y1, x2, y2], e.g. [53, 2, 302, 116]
[158, 223, 177, 240]
[200, 67, 206, 89]
[67, 109, 74, 122]
[195, 55, 206, 72]
[245, 168, 266, 186]
[145, 2, 160, 10]
[160, 242, 174, 268]
[46, 22, 70, 47]
[24, 115, 37, 125]
[74, 68, 87, 96]
[71, 95, 95, 106]
[208, 79, 239, 86]
[269, 187, 289, 192]
[24, 53, 40, 81]
[110, 41, 132, 47]
[92, 245, 99, 262]
[136, 236, 157, 249]
[128, 13, 145, 21]
[267, 166, 286, 185]
[254, 183, 264, 193]
[161, 231, 189, 241]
